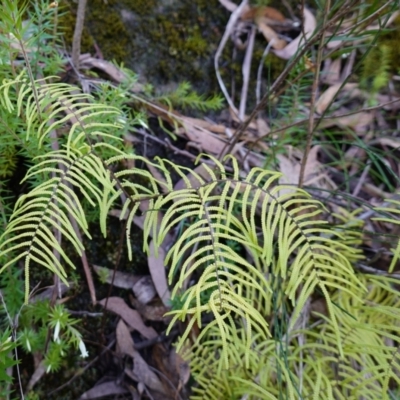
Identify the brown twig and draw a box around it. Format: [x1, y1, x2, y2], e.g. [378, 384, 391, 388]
[298, 0, 331, 188]
[72, 0, 88, 69]
[241, 97, 400, 165]
[217, 0, 359, 162]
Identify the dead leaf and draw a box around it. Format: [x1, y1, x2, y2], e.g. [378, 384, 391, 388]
[179, 117, 227, 155]
[98, 297, 157, 339]
[319, 111, 373, 132]
[374, 137, 400, 149]
[79, 56, 143, 92]
[273, 8, 316, 60]
[321, 58, 342, 85]
[151, 344, 190, 399]
[170, 348, 191, 387]
[130, 295, 170, 322]
[174, 164, 215, 192]
[148, 240, 171, 306]
[278, 146, 325, 193]
[315, 83, 358, 114]
[326, 11, 400, 49]
[132, 352, 165, 393]
[183, 116, 227, 134]
[93, 264, 141, 289]
[79, 381, 129, 399]
[256, 21, 287, 50]
[30, 282, 71, 303]
[146, 163, 170, 194]
[116, 319, 135, 357]
[132, 275, 157, 305]
[278, 153, 300, 195]
[124, 352, 165, 394]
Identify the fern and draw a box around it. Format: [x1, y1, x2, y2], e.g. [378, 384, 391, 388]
[360, 43, 392, 93]
[156, 81, 224, 112]
[1, 58, 400, 398]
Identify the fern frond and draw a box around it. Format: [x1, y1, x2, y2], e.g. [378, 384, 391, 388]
[104, 154, 367, 369]
[157, 81, 224, 112]
[373, 197, 400, 272]
[0, 148, 115, 302]
[0, 71, 124, 153]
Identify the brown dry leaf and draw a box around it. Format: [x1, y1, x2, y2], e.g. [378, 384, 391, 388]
[130, 295, 170, 322]
[311, 298, 328, 317]
[278, 146, 325, 193]
[374, 137, 400, 149]
[79, 381, 129, 399]
[132, 276, 157, 305]
[184, 116, 227, 134]
[92, 264, 141, 289]
[256, 117, 270, 137]
[146, 163, 170, 194]
[116, 319, 135, 357]
[315, 83, 359, 114]
[278, 153, 300, 196]
[127, 351, 165, 394]
[152, 344, 190, 399]
[229, 107, 258, 129]
[321, 57, 342, 85]
[327, 11, 400, 49]
[179, 116, 227, 155]
[98, 297, 157, 339]
[377, 95, 400, 111]
[79, 56, 143, 91]
[273, 8, 316, 60]
[303, 146, 323, 184]
[256, 21, 287, 50]
[30, 282, 71, 303]
[170, 348, 191, 388]
[241, 6, 286, 22]
[241, 6, 298, 32]
[320, 112, 373, 133]
[148, 240, 171, 306]
[174, 163, 215, 193]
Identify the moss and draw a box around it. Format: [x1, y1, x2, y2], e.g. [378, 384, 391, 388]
[60, 0, 130, 62]
[359, 13, 400, 92]
[58, 0, 299, 102]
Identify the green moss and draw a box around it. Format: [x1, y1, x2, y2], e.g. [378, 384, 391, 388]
[360, 13, 400, 92]
[60, 0, 130, 62]
[58, 0, 297, 102]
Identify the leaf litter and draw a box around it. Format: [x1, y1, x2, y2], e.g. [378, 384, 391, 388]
[34, 2, 400, 398]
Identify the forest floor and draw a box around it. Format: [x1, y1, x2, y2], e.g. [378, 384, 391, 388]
[6, 0, 400, 399]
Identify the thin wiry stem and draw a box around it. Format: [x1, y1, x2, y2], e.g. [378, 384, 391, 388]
[298, 0, 331, 188]
[217, 0, 359, 161]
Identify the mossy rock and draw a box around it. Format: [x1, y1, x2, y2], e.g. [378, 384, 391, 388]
[59, 0, 302, 102]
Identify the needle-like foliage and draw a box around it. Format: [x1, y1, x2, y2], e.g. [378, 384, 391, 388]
[1, 70, 400, 399]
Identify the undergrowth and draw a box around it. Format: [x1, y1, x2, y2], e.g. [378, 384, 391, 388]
[1, 0, 400, 399]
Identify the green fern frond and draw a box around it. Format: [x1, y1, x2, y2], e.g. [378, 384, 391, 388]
[0, 148, 116, 302]
[157, 81, 224, 112]
[0, 71, 124, 152]
[373, 197, 400, 273]
[104, 154, 367, 369]
[361, 44, 392, 92]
